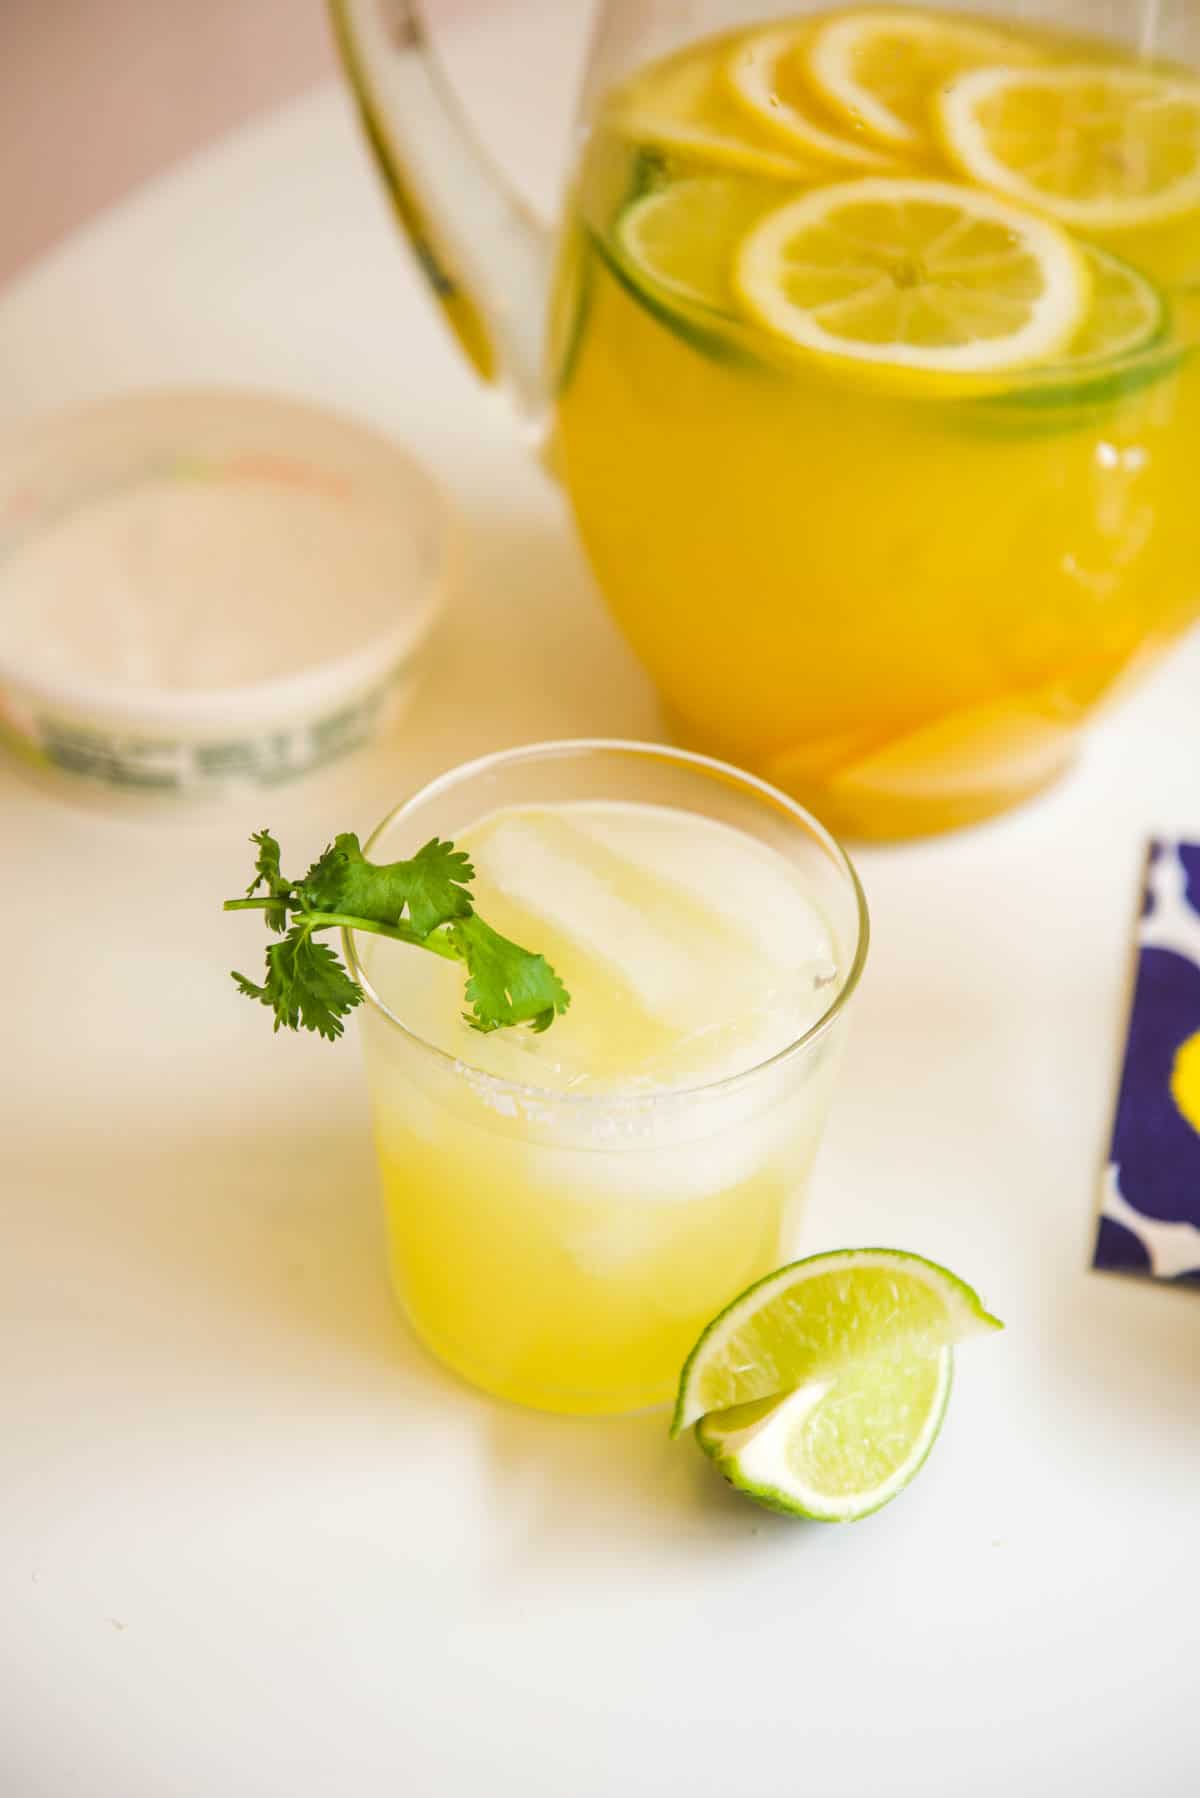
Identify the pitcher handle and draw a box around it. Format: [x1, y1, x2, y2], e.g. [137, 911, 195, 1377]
[330, 0, 555, 417]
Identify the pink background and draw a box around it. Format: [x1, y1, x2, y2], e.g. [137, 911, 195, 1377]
[0, 0, 334, 285]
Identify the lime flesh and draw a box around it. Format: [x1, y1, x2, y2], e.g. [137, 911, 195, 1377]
[675, 1248, 1002, 1522]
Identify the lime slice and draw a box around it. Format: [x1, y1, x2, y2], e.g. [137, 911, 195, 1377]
[804, 9, 1040, 153]
[734, 175, 1091, 374]
[1069, 244, 1165, 364]
[676, 1248, 1002, 1522]
[617, 45, 827, 181]
[617, 176, 777, 308]
[938, 64, 1200, 233]
[616, 181, 1160, 384]
[725, 26, 898, 170]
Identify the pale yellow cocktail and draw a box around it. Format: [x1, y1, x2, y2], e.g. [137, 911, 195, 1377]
[349, 744, 866, 1414]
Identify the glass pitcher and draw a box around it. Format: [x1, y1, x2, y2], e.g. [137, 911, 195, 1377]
[331, 0, 1200, 838]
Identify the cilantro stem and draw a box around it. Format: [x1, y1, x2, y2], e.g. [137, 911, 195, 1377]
[296, 911, 463, 961]
[222, 895, 461, 957]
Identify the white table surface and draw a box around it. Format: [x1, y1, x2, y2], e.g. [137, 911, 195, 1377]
[2, 52, 1199, 1798]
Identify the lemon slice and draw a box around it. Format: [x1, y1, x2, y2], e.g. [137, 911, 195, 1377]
[616, 46, 826, 181]
[725, 26, 898, 169]
[825, 697, 1079, 814]
[805, 9, 1039, 153]
[734, 176, 1091, 373]
[617, 176, 776, 308]
[939, 64, 1200, 231]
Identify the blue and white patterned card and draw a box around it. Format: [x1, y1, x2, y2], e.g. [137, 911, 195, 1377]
[1095, 840, 1200, 1285]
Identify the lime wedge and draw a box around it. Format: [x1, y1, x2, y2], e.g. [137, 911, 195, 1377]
[674, 1248, 1002, 1521]
[696, 1352, 953, 1521]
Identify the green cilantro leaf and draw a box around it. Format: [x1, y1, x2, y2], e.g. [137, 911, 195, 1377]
[225, 829, 569, 1044]
[300, 833, 474, 937]
[232, 925, 364, 1041]
[244, 829, 292, 933]
[448, 913, 571, 1034]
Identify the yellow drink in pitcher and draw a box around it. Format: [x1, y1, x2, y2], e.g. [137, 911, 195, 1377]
[552, 9, 1200, 836]
[353, 747, 865, 1416]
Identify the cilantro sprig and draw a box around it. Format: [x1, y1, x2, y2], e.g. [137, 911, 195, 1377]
[225, 829, 570, 1042]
